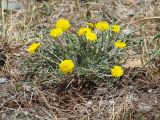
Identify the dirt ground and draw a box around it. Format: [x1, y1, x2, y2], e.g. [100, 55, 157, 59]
[0, 0, 160, 120]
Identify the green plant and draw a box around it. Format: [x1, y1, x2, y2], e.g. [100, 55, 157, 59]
[26, 18, 129, 80]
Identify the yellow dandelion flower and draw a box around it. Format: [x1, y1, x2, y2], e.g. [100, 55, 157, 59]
[111, 66, 124, 78]
[27, 43, 41, 55]
[50, 28, 63, 38]
[59, 60, 75, 74]
[111, 25, 120, 33]
[77, 27, 91, 36]
[55, 18, 70, 31]
[114, 40, 126, 49]
[85, 32, 97, 42]
[95, 21, 109, 31]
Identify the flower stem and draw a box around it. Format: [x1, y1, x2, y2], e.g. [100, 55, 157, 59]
[41, 55, 58, 64]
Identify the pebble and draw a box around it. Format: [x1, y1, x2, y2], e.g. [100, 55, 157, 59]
[87, 100, 93, 106]
[2, 0, 23, 10]
[0, 77, 7, 84]
[148, 89, 152, 93]
[138, 102, 152, 112]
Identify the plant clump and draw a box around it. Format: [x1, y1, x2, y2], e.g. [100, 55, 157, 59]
[26, 18, 129, 80]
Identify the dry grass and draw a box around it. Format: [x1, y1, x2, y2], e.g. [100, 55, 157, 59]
[0, 0, 160, 120]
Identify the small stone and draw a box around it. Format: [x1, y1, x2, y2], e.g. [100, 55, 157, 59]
[148, 89, 152, 93]
[24, 111, 29, 115]
[138, 102, 152, 112]
[0, 77, 7, 84]
[87, 100, 93, 106]
[2, 0, 23, 10]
